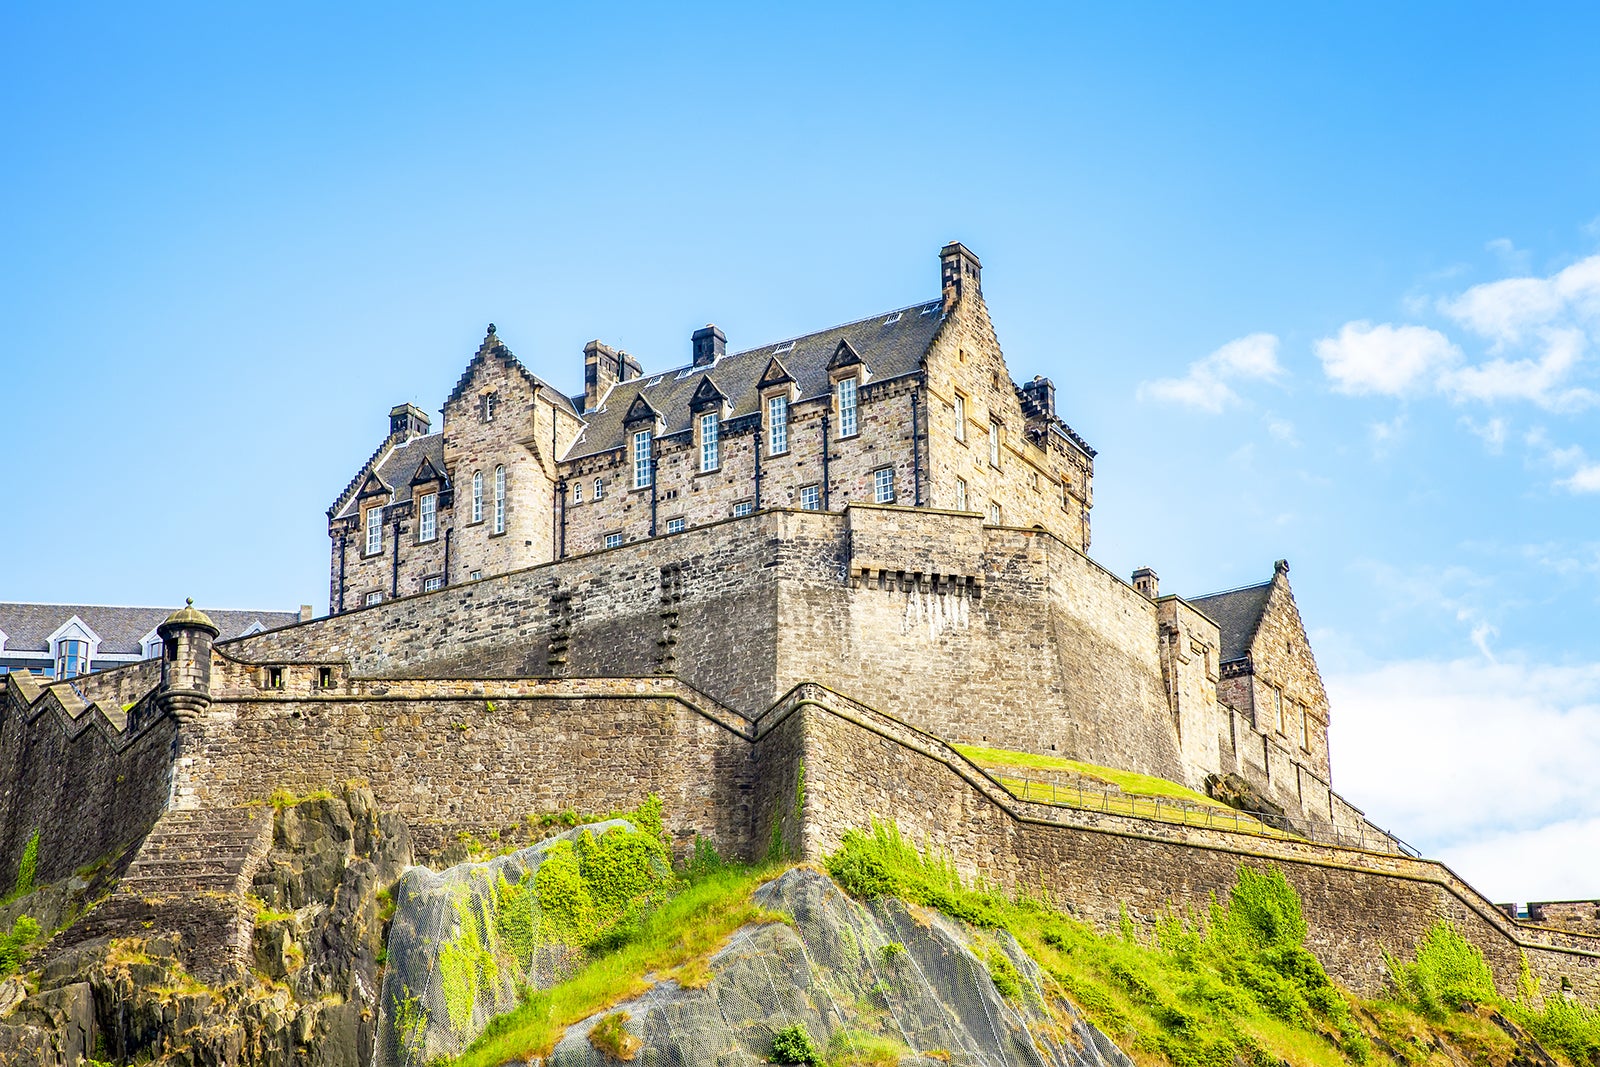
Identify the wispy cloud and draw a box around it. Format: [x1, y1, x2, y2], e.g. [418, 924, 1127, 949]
[1526, 427, 1600, 494]
[1460, 415, 1508, 454]
[1315, 321, 1459, 396]
[1137, 333, 1282, 413]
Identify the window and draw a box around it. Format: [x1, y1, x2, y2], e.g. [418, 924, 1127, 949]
[955, 477, 968, 511]
[472, 472, 484, 523]
[1061, 481, 1072, 511]
[1300, 706, 1311, 751]
[836, 377, 859, 437]
[493, 465, 506, 534]
[986, 501, 1001, 524]
[365, 506, 383, 555]
[1273, 687, 1285, 734]
[267, 666, 284, 689]
[700, 412, 720, 472]
[593, 477, 604, 501]
[423, 576, 443, 592]
[632, 430, 653, 488]
[481, 391, 498, 422]
[988, 421, 1001, 468]
[732, 500, 754, 517]
[873, 467, 895, 503]
[799, 484, 820, 510]
[418, 492, 437, 542]
[665, 517, 685, 534]
[572, 482, 583, 504]
[954, 393, 967, 442]
[768, 395, 789, 454]
[318, 666, 334, 688]
[365, 591, 382, 606]
[56, 639, 88, 680]
[604, 532, 624, 549]
[469, 569, 482, 580]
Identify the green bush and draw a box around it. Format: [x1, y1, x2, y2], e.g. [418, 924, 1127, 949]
[768, 1023, 822, 1065]
[9, 830, 39, 901]
[0, 915, 40, 975]
[1386, 920, 1498, 1019]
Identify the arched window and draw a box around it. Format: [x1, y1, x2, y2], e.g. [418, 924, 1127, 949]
[472, 471, 484, 523]
[493, 465, 506, 533]
[593, 477, 604, 501]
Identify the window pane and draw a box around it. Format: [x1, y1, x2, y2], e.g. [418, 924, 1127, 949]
[633, 431, 653, 488]
[769, 396, 788, 454]
[472, 472, 484, 522]
[700, 413, 719, 472]
[493, 466, 506, 533]
[837, 379, 858, 437]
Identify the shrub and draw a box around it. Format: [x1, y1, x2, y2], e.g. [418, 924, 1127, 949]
[1219, 866, 1306, 950]
[0, 915, 40, 975]
[10, 830, 39, 901]
[769, 1023, 822, 1065]
[1387, 920, 1497, 1019]
[588, 1011, 641, 1062]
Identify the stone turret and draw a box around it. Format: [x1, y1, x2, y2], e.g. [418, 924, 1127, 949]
[157, 598, 219, 724]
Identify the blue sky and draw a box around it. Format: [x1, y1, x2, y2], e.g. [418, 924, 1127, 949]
[3, 4, 1597, 902]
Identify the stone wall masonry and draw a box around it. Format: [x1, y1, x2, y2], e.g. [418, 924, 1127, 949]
[1157, 597, 1228, 789]
[789, 685, 1600, 1001]
[0, 674, 174, 888]
[1246, 572, 1332, 780]
[175, 675, 762, 861]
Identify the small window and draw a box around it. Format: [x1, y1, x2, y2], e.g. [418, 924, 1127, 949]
[768, 395, 789, 455]
[836, 378, 859, 438]
[418, 491, 437, 542]
[632, 430, 653, 489]
[873, 467, 895, 504]
[604, 532, 624, 549]
[56, 639, 88, 680]
[267, 666, 284, 689]
[423, 575, 443, 592]
[365, 506, 383, 556]
[1300, 705, 1311, 751]
[988, 421, 1001, 468]
[481, 391, 498, 422]
[365, 591, 382, 606]
[469, 569, 483, 580]
[472, 472, 484, 523]
[493, 465, 506, 534]
[986, 501, 1001, 524]
[318, 666, 334, 688]
[1273, 687, 1285, 735]
[665, 517, 685, 534]
[572, 482, 583, 505]
[955, 477, 968, 511]
[593, 477, 604, 501]
[953, 393, 967, 442]
[700, 412, 720, 472]
[1061, 480, 1072, 511]
[799, 484, 821, 511]
[732, 500, 754, 517]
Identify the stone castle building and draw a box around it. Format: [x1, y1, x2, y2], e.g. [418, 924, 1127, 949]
[8, 241, 1597, 1031]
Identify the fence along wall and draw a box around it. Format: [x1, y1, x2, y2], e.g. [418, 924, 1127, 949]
[791, 689, 1600, 1001]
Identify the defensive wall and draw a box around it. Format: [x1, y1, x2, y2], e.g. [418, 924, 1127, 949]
[10, 660, 1600, 1000]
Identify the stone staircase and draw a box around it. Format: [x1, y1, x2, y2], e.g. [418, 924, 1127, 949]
[48, 805, 275, 983]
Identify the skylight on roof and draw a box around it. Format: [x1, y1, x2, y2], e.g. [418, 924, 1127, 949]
[883, 312, 903, 325]
[919, 303, 939, 315]
[647, 375, 664, 387]
[674, 367, 697, 380]
[773, 341, 795, 354]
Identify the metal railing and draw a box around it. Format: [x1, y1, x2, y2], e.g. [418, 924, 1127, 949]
[999, 773, 1420, 858]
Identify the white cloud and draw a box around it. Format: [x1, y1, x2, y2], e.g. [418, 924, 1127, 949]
[1485, 237, 1531, 274]
[1441, 254, 1600, 345]
[1328, 656, 1600, 902]
[1264, 415, 1298, 445]
[1461, 415, 1508, 454]
[1315, 321, 1460, 396]
[1368, 413, 1407, 458]
[1526, 427, 1600, 494]
[1439, 326, 1598, 411]
[1137, 333, 1282, 413]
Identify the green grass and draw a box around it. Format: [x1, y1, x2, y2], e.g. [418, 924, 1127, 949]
[954, 745, 1291, 838]
[449, 863, 787, 1067]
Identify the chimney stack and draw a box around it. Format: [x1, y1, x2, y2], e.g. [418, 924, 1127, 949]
[1019, 376, 1056, 421]
[583, 340, 642, 413]
[692, 324, 726, 368]
[940, 241, 982, 308]
[1132, 568, 1159, 600]
[389, 403, 430, 439]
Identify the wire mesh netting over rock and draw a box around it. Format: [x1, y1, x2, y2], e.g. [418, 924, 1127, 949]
[546, 867, 1132, 1067]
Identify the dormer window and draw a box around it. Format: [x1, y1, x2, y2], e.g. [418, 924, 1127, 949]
[365, 505, 384, 556]
[700, 412, 720, 472]
[418, 491, 437, 542]
[143, 632, 165, 661]
[836, 378, 859, 438]
[481, 392, 499, 422]
[56, 639, 88, 679]
[633, 430, 653, 489]
[768, 395, 789, 455]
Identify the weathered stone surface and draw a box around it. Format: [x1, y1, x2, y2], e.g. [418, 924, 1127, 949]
[547, 867, 1131, 1067]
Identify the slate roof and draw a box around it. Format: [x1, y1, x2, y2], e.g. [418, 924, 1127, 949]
[0, 604, 302, 656]
[1187, 581, 1273, 664]
[331, 433, 446, 520]
[567, 299, 948, 459]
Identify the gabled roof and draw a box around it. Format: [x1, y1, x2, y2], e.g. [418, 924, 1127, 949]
[0, 604, 301, 657]
[568, 299, 946, 459]
[1187, 581, 1274, 664]
[333, 433, 445, 520]
[445, 326, 579, 419]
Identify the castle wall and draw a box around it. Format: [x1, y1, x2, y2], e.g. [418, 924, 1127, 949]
[0, 680, 174, 887]
[1244, 573, 1332, 780]
[1158, 597, 1227, 788]
[792, 690, 1600, 1001]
